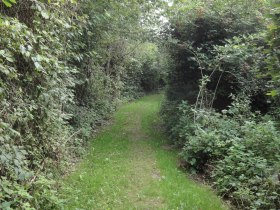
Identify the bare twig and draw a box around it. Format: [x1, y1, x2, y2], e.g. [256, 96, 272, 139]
[210, 69, 224, 109]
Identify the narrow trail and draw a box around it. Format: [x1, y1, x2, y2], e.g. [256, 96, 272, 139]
[61, 94, 228, 210]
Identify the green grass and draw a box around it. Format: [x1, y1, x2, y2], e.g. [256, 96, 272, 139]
[60, 94, 229, 210]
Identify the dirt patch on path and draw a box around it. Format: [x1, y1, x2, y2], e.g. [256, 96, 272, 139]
[126, 141, 166, 209]
[124, 114, 149, 141]
[124, 112, 167, 209]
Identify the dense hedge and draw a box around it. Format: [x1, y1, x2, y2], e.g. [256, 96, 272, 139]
[0, 0, 167, 209]
[162, 0, 280, 209]
[0, 1, 81, 208]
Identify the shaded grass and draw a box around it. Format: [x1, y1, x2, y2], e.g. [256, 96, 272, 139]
[60, 94, 229, 210]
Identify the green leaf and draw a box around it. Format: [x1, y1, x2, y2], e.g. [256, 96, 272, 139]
[0, 66, 10, 75]
[6, 56, 14, 63]
[20, 45, 26, 54]
[34, 62, 41, 69]
[2, 0, 12, 7]
[1, 201, 12, 209]
[0, 87, 4, 94]
[41, 10, 50, 19]
[266, 90, 278, 97]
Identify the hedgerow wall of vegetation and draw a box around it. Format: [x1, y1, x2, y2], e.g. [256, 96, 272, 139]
[0, 0, 168, 209]
[162, 0, 280, 209]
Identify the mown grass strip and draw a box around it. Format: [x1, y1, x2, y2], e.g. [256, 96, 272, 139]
[60, 94, 228, 210]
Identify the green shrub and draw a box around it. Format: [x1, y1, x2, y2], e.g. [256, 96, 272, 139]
[180, 108, 240, 172]
[160, 100, 193, 146]
[0, 0, 82, 208]
[0, 176, 62, 210]
[175, 96, 280, 209]
[214, 144, 280, 210]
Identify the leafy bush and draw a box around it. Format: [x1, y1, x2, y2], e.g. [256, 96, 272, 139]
[0, 0, 82, 208]
[214, 144, 280, 209]
[0, 175, 62, 210]
[180, 112, 238, 172]
[174, 96, 280, 209]
[160, 98, 195, 147]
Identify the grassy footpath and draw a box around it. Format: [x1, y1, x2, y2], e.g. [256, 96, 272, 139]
[60, 94, 228, 210]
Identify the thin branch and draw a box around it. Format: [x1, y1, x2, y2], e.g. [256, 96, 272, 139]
[210, 69, 224, 109]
